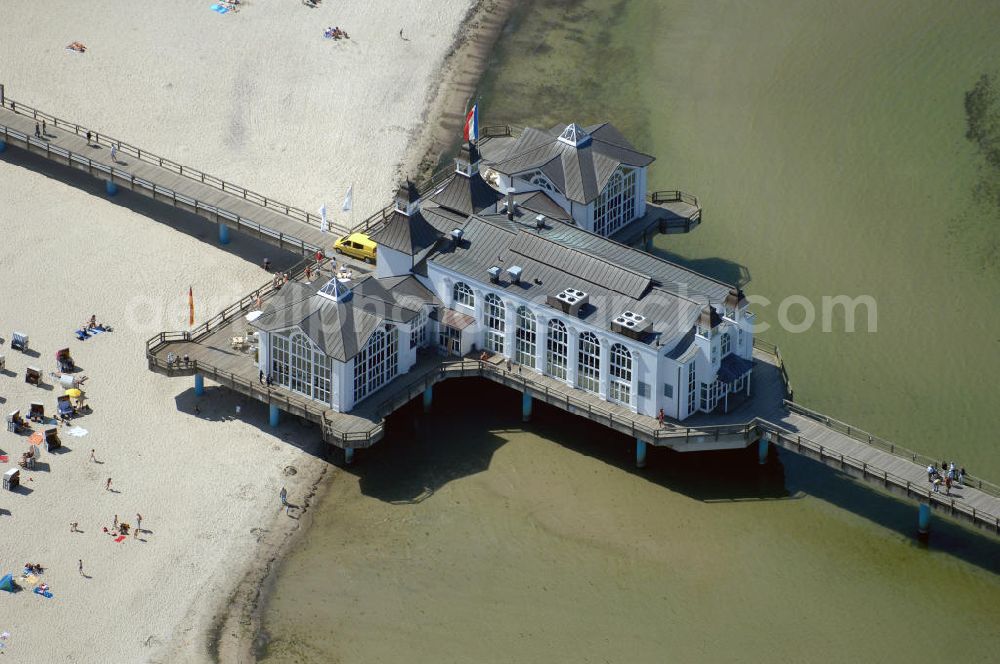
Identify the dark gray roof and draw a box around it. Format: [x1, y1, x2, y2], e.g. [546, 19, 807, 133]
[718, 354, 753, 383]
[483, 123, 655, 205]
[665, 327, 697, 360]
[371, 210, 440, 256]
[472, 206, 732, 304]
[251, 275, 431, 362]
[428, 172, 500, 217]
[429, 216, 705, 345]
[421, 204, 470, 235]
[509, 190, 572, 223]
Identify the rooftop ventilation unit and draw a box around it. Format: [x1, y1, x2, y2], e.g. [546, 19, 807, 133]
[535, 214, 546, 229]
[488, 266, 502, 283]
[450, 228, 464, 248]
[506, 265, 523, 284]
[611, 310, 652, 339]
[546, 288, 589, 316]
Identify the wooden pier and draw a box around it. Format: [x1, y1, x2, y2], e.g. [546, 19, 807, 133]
[0, 94, 342, 256]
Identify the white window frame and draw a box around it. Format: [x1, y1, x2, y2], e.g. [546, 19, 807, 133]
[453, 282, 475, 309]
[353, 324, 399, 404]
[514, 306, 537, 368]
[484, 293, 505, 354]
[410, 308, 428, 349]
[576, 332, 601, 393]
[546, 319, 568, 380]
[608, 343, 632, 405]
[593, 166, 637, 236]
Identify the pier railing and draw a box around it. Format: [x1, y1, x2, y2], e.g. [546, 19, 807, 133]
[753, 338, 793, 400]
[759, 424, 1000, 533]
[783, 401, 1000, 500]
[0, 96, 345, 236]
[650, 190, 699, 209]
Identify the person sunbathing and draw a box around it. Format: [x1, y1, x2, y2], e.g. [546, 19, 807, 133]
[66, 41, 87, 53]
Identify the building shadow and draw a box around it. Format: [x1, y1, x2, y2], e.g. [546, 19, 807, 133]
[1, 147, 304, 273]
[650, 247, 752, 288]
[172, 385, 331, 461]
[347, 382, 511, 504]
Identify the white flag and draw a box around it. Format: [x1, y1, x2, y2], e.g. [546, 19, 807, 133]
[341, 186, 353, 212]
[319, 204, 328, 233]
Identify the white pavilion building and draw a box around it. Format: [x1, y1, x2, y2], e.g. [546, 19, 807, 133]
[250, 123, 754, 422]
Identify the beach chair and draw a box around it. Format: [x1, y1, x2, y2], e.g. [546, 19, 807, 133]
[44, 428, 61, 452]
[11, 332, 28, 352]
[6, 410, 23, 433]
[55, 348, 74, 372]
[25, 367, 41, 386]
[29, 402, 44, 421]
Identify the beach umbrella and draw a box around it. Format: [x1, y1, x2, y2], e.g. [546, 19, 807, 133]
[65, 388, 82, 398]
[28, 431, 44, 445]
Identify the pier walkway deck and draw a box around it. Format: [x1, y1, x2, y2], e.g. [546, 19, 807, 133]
[143, 263, 1000, 537]
[0, 95, 339, 256]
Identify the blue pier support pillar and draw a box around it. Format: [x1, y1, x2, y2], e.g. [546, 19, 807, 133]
[423, 385, 433, 413]
[194, 373, 204, 397]
[758, 432, 770, 465]
[269, 403, 280, 428]
[218, 223, 230, 245]
[918, 503, 931, 535]
[344, 447, 355, 465]
[0, 140, 6, 154]
[522, 392, 532, 422]
[636, 439, 647, 468]
[105, 180, 118, 196]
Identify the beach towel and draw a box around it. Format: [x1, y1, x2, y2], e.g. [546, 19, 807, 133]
[114, 535, 126, 543]
[0, 456, 7, 463]
[33, 587, 53, 598]
[210, 4, 230, 13]
[66, 427, 88, 437]
[75, 330, 88, 340]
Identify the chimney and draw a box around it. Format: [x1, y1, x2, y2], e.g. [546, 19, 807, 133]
[506, 188, 515, 221]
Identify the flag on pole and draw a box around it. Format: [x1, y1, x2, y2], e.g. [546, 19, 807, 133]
[463, 104, 479, 142]
[188, 286, 195, 326]
[341, 186, 353, 212]
[319, 203, 329, 233]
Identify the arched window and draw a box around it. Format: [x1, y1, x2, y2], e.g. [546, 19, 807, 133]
[484, 294, 505, 354]
[453, 282, 475, 309]
[593, 167, 637, 236]
[546, 319, 568, 380]
[577, 332, 600, 393]
[353, 324, 399, 404]
[721, 332, 731, 357]
[269, 331, 331, 403]
[609, 343, 632, 405]
[514, 306, 536, 368]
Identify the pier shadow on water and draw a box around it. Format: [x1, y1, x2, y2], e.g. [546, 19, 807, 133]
[351, 378, 1000, 575]
[0, 148, 303, 273]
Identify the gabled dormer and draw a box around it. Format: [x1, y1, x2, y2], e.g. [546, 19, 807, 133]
[394, 180, 421, 216]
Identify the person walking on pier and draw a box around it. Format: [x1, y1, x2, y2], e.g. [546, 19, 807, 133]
[110, 144, 118, 163]
[959, 467, 966, 486]
[34, 122, 40, 138]
[41, 119, 46, 135]
[86, 130, 92, 145]
[657, 408, 665, 428]
[926, 464, 936, 482]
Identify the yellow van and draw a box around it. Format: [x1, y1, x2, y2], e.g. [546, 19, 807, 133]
[333, 232, 377, 264]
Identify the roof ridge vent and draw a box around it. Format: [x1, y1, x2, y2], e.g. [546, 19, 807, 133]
[558, 123, 592, 148]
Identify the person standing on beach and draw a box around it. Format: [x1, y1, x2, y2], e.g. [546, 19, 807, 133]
[78, 559, 84, 576]
[113, 514, 118, 529]
[105, 477, 112, 491]
[90, 449, 97, 462]
[70, 522, 79, 533]
[135, 513, 143, 536]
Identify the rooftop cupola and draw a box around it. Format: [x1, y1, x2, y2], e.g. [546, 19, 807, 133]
[455, 143, 481, 178]
[394, 179, 421, 216]
[724, 288, 748, 316]
[558, 122, 592, 148]
[698, 304, 722, 335]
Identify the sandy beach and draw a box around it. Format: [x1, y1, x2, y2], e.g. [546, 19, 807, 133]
[0, 1, 479, 661]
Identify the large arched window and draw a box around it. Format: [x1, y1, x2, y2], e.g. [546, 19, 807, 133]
[353, 324, 399, 404]
[270, 331, 331, 403]
[576, 332, 601, 393]
[484, 294, 505, 354]
[609, 343, 632, 406]
[546, 319, 568, 380]
[593, 167, 637, 236]
[514, 306, 536, 368]
[453, 282, 475, 309]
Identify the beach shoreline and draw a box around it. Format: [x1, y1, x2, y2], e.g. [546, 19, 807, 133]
[211, 2, 523, 660]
